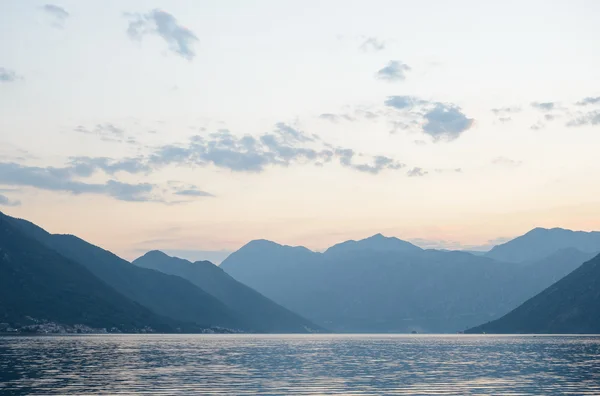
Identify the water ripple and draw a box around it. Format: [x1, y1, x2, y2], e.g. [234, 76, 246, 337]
[1, 334, 599, 395]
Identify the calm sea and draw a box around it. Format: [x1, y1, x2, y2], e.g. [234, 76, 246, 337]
[1, 334, 599, 395]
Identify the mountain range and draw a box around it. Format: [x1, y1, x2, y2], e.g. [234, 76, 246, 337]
[133, 250, 321, 333]
[0, 212, 320, 333]
[221, 231, 600, 333]
[3, 209, 600, 334]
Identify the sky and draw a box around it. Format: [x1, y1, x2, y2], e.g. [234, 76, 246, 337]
[1, 0, 599, 262]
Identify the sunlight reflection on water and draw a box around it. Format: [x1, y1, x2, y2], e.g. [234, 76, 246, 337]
[1, 334, 599, 395]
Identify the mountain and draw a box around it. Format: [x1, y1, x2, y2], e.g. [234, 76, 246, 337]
[485, 227, 600, 263]
[467, 253, 600, 334]
[6, 214, 247, 331]
[325, 233, 422, 256]
[133, 251, 321, 333]
[0, 213, 174, 332]
[220, 239, 321, 304]
[221, 234, 595, 333]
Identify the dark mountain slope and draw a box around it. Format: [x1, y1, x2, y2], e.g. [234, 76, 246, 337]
[7, 215, 246, 331]
[0, 213, 172, 332]
[486, 227, 600, 263]
[133, 250, 322, 333]
[468, 253, 600, 334]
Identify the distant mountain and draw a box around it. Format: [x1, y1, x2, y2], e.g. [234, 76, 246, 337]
[0, 213, 174, 332]
[467, 253, 600, 334]
[325, 233, 422, 256]
[485, 227, 600, 263]
[221, 234, 595, 333]
[133, 251, 322, 333]
[221, 239, 321, 304]
[7, 215, 247, 331]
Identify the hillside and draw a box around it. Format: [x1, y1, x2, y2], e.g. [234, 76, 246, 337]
[467, 253, 600, 333]
[0, 212, 173, 332]
[133, 251, 322, 333]
[6, 214, 247, 331]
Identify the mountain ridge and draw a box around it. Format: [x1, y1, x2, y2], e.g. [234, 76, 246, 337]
[467, 253, 600, 334]
[133, 250, 323, 333]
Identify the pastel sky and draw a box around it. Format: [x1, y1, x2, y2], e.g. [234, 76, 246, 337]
[1, 0, 599, 262]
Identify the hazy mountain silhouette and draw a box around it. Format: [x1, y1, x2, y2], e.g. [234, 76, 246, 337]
[7, 214, 247, 331]
[485, 227, 600, 263]
[133, 250, 322, 333]
[325, 233, 422, 256]
[468, 253, 600, 333]
[0, 212, 175, 332]
[221, 233, 595, 333]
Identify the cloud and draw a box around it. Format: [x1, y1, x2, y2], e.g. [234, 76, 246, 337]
[492, 157, 522, 167]
[0, 194, 21, 207]
[359, 37, 386, 52]
[575, 97, 600, 106]
[566, 110, 600, 127]
[150, 123, 409, 175]
[384, 96, 423, 110]
[498, 117, 512, 123]
[376, 61, 411, 82]
[74, 123, 141, 145]
[318, 113, 355, 123]
[0, 67, 21, 83]
[0, 162, 158, 202]
[42, 4, 69, 28]
[407, 167, 427, 177]
[385, 96, 474, 141]
[491, 106, 521, 115]
[530, 122, 544, 130]
[342, 153, 405, 174]
[531, 102, 555, 111]
[68, 156, 151, 175]
[150, 126, 331, 173]
[75, 123, 125, 140]
[173, 189, 214, 197]
[422, 103, 474, 141]
[126, 9, 199, 60]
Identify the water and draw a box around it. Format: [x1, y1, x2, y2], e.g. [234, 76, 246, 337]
[1, 334, 599, 395]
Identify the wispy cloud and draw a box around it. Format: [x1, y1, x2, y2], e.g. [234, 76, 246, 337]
[491, 106, 521, 115]
[0, 162, 157, 202]
[566, 110, 600, 127]
[359, 37, 386, 52]
[575, 96, 600, 106]
[531, 101, 556, 111]
[150, 123, 410, 175]
[318, 113, 355, 123]
[336, 150, 405, 174]
[492, 157, 522, 167]
[376, 61, 411, 82]
[68, 156, 151, 175]
[173, 189, 214, 197]
[126, 9, 198, 60]
[42, 4, 69, 28]
[74, 123, 141, 145]
[407, 167, 427, 177]
[0, 194, 21, 207]
[0, 67, 21, 83]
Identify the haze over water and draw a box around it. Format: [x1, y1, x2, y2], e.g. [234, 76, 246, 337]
[1, 334, 599, 395]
